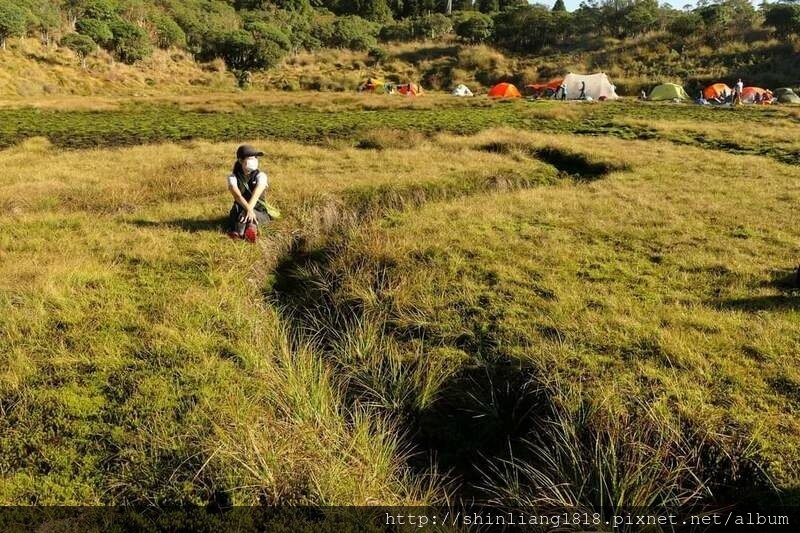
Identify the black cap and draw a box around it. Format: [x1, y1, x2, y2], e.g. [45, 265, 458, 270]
[236, 144, 264, 159]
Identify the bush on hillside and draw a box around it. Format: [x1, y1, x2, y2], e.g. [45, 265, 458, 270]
[668, 12, 704, 39]
[455, 13, 494, 44]
[379, 19, 413, 41]
[165, 0, 240, 56]
[493, 6, 555, 53]
[367, 46, 389, 65]
[764, 3, 800, 40]
[328, 16, 378, 50]
[334, 0, 393, 23]
[61, 32, 97, 67]
[80, 0, 118, 22]
[24, 0, 62, 46]
[245, 21, 292, 53]
[76, 17, 114, 48]
[109, 19, 153, 63]
[210, 28, 288, 74]
[152, 13, 187, 49]
[0, 0, 27, 49]
[416, 14, 453, 40]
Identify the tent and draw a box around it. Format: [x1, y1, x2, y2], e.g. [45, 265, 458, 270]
[359, 78, 386, 93]
[452, 84, 473, 97]
[648, 83, 689, 101]
[703, 83, 731, 100]
[562, 73, 619, 100]
[776, 88, 800, 104]
[397, 83, 422, 96]
[741, 86, 772, 104]
[526, 78, 563, 97]
[487, 82, 521, 98]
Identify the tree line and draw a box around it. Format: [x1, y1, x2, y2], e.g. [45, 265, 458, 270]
[0, 0, 798, 75]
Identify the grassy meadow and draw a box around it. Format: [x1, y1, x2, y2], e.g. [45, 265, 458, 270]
[0, 96, 798, 513]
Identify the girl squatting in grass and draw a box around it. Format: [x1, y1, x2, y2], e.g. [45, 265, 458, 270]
[227, 144, 270, 242]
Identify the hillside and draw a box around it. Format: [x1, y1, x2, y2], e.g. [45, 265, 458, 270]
[3, 34, 799, 101]
[0, 38, 234, 98]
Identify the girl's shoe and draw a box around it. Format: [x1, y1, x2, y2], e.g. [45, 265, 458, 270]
[243, 225, 258, 243]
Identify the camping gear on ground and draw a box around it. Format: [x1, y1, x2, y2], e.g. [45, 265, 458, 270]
[775, 88, 800, 104]
[561, 73, 618, 101]
[741, 87, 772, 104]
[452, 84, 473, 97]
[397, 83, 422, 96]
[703, 83, 732, 101]
[265, 202, 281, 220]
[487, 82, 521, 98]
[649, 83, 689, 101]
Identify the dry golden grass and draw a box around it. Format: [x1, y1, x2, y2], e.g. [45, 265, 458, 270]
[0, 39, 233, 100]
[1, 111, 798, 508]
[328, 129, 800, 491]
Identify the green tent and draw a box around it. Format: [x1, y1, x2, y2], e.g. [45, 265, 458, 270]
[648, 83, 689, 101]
[775, 87, 800, 103]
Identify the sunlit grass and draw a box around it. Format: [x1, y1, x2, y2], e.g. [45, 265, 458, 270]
[0, 105, 798, 508]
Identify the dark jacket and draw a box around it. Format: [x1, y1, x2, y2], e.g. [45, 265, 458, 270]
[231, 162, 268, 213]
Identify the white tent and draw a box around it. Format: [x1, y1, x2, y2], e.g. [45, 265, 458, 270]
[563, 73, 619, 100]
[452, 84, 473, 97]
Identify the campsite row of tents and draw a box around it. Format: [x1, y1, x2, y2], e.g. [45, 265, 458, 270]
[484, 73, 620, 101]
[359, 73, 620, 101]
[359, 78, 423, 96]
[648, 82, 800, 104]
[360, 75, 800, 104]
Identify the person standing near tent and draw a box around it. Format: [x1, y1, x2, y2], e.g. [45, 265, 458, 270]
[558, 82, 568, 101]
[579, 81, 587, 100]
[226, 144, 270, 242]
[734, 78, 744, 105]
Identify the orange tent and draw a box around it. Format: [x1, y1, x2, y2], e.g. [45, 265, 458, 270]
[488, 82, 521, 98]
[397, 83, 422, 96]
[703, 83, 732, 100]
[741, 86, 772, 104]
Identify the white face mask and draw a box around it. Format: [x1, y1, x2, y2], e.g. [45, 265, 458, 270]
[244, 157, 259, 172]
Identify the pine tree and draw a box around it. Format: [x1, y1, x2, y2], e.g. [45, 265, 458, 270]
[552, 0, 566, 11]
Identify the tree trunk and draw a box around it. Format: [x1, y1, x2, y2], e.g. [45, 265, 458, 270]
[446, 0, 452, 15]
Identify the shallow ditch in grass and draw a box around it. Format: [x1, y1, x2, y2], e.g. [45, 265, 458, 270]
[262, 155, 777, 511]
[477, 142, 627, 182]
[267, 232, 776, 511]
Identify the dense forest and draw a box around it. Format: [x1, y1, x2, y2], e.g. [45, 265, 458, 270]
[1, 0, 799, 81]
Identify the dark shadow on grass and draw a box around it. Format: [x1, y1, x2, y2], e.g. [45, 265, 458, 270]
[713, 295, 799, 312]
[761, 267, 800, 293]
[533, 147, 619, 182]
[479, 141, 623, 182]
[127, 216, 228, 233]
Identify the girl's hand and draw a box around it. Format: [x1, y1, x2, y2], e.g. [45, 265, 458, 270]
[245, 208, 257, 224]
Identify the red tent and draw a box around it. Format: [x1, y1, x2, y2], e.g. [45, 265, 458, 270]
[741, 86, 772, 104]
[397, 83, 422, 96]
[526, 78, 563, 96]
